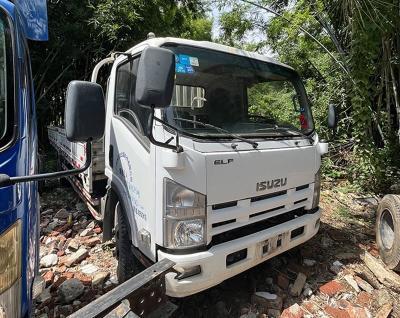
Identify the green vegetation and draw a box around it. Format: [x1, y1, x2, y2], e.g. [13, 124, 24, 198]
[31, 0, 400, 193]
[30, 0, 211, 141]
[217, 0, 400, 192]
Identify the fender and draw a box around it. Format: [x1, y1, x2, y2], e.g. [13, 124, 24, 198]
[103, 182, 135, 244]
[103, 179, 140, 247]
[103, 182, 155, 265]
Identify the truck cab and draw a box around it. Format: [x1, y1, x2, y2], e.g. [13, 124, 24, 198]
[0, 0, 48, 316]
[102, 38, 328, 297]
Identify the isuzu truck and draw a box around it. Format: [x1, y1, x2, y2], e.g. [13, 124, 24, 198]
[49, 37, 337, 297]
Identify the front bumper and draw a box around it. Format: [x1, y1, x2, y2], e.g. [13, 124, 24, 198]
[158, 209, 321, 297]
[0, 278, 21, 318]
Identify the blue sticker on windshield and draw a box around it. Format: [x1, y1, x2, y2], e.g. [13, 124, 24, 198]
[176, 63, 187, 73]
[178, 54, 190, 65]
[176, 64, 196, 74]
[186, 65, 195, 74]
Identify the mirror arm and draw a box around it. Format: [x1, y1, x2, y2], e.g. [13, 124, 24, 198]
[147, 107, 183, 153]
[0, 139, 93, 188]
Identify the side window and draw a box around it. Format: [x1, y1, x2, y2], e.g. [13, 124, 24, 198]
[0, 12, 14, 150]
[115, 57, 151, 136]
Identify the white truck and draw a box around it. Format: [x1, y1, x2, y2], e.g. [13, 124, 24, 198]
[48, 36, 336, 298]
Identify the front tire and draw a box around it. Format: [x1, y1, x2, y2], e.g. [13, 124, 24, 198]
[115, 202, 144, 283]
[376, 195, 400, 271]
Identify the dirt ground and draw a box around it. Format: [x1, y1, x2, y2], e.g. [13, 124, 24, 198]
[34, 180, 400, 318]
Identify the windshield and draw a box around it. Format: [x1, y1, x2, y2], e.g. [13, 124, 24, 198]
[162, 44, 314, 139]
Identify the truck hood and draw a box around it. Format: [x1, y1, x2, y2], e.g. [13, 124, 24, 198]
[204, 143, 318, 205]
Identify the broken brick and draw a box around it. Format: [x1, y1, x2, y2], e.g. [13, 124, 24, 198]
[302, 301, 318, 314]
[319, 280, 345, 297]
[82, 236, 101, 247]
[74, 272, 92, 286]
[356, 291, 372, 307]
[336, 300, 371, 318]
[42, 271, 54, 287]
[324, 306, 350, 318]
[277, 273, 290, 289]
[57, 250, 65, 257]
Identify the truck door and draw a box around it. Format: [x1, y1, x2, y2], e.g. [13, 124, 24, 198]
[107, 53, 156, 260]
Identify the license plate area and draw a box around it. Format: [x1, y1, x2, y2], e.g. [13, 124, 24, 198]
[260, 232, 289, 258]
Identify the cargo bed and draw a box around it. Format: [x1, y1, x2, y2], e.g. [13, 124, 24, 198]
[48, 126, 107, 219]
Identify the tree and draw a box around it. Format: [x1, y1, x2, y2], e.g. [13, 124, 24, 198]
[216, 0, 400, 190]
[30, 0, 212, 142]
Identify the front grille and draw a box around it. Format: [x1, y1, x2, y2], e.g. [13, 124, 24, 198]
[212, 201, 238, 210]
[211, 208, 313, 246]
[249, 205, 285, 219]
[296, 184, 309, 191]
[212, 219, 236, 228]
[250, 190, 287, 203]
[209, 184, 313, 237]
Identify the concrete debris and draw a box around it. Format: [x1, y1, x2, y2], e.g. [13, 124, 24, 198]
[281, 303, 303, 318]
[64, 248, 89, 267]
[66, 239, 80, 252]
[330, 260, 344, 275]
[58, 278, 84, 304]
[344, 274, 360, 292]
[79, 228, 94, 237]
[290, 272, 307, 297]
[54, 209, 70, 219]
[92, 272, 110, 287]
[80, 263, 99, 275]
[36, 288, 51, 304]
[303, 287, 313, 297]
[354, 276, 374, 293]
[40, 254, 58, 268]
[375, 303, 393, 318]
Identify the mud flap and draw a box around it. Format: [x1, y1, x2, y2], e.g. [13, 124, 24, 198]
[67, 259, 176, 318]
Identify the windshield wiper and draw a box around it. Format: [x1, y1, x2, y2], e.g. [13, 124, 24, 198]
[173, 118, 259, 149]
[256, 126, 312, 140]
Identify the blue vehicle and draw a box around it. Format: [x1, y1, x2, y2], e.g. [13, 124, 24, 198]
[0, 1, 48, 316]
[0, 2, 176, 315]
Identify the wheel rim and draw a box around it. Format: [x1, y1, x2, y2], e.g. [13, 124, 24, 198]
[380, 209, 395, 250]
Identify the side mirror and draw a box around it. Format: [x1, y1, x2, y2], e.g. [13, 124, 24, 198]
[65, 81, 105, 142]
[0, 81, 105, 188]
[328, 104, 338, 130]
[135, 47, 175, 108]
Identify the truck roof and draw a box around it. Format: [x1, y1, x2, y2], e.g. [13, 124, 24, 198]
[126, 37, 294, 71]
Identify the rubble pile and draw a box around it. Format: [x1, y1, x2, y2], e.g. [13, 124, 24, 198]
[34, 186, 117, 318]
[174, 188, 400, 317]
[35, 183, 400, 318]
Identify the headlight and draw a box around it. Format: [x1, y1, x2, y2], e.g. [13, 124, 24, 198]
[0, 220, 21, 294]
[164, 179, 206, 249]
[312, 169, 321, 209]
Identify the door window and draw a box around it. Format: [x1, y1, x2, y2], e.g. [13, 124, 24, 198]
[0, 12, 14, 149]
[115, 56, 151, 136]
